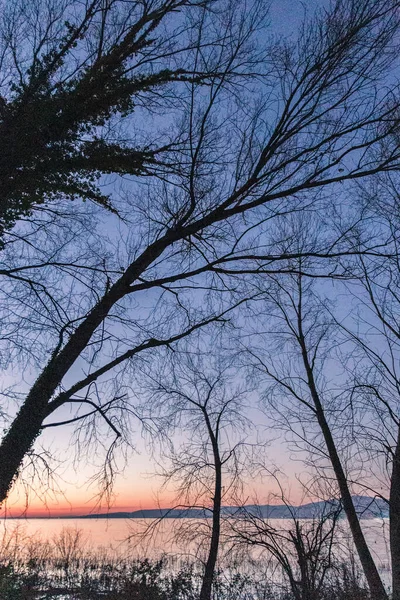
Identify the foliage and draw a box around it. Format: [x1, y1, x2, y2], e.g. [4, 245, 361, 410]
[0, 0, 215, 240]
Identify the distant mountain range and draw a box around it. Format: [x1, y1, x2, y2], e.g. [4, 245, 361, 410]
[72, 495, 388, 520]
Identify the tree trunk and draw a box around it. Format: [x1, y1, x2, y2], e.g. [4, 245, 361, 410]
[390, 427, 400, 600]
[199, 461, 221, 600]
[0, 391, 48, 502]
[0, 234, 174, 503]
[313, 405, 387, 600]
[297, 328, 387, 600]
[0, 200, 260, 503]
[199, 413, 222, 600]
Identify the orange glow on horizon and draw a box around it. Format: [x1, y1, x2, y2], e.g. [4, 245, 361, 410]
[0, 491, 304, 518]
[0, 495, 177, 519]
[0, 503, 165, 518]
[2, 479, 180, 518]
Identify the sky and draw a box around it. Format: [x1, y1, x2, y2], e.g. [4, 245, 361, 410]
[1, 399, 305, 518]
[0, 0, 337, 519]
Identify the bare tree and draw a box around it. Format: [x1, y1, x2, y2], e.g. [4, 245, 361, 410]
[138, 348, 253, 600]
[232, 479, 344, 600]
[331, 237, 400, 600]
[241, 245, 389, 599]
[2, 0, 400, 528]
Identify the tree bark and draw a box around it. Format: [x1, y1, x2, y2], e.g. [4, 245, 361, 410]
[297, 322, 388, 600]
[0, 234, 174, 504]
[390, 428, 400, 600]
[0, 390, 48, 501]
[199, 413, 222, 600]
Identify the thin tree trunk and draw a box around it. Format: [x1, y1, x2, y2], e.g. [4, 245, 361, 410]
[390, 427, 400, 600]
[312, 401, 387, 600]
[296, 312, 387, 600]
[199, 413, 222, 600]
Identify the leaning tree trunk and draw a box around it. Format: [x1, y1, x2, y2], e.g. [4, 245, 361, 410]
[390, 428, 400, 600]
[297, 332, 388, 600]
[0, 234, 175, 503]
[312, 405, 387, 600]
[0, 390, 48, 502]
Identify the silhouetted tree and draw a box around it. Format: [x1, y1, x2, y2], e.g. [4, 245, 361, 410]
[138, 349, 252, 600]
[241, 234, 389, 598]
[0, 0, 226, 242]
[335, 237, 400, 600]
[2, 2, 400, 555]
[232, 480, 344, 600]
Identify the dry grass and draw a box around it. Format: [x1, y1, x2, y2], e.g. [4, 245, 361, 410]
[0, 525, 373, 600]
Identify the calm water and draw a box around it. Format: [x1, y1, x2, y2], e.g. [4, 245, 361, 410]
[0, 518, 225, 562]
[0, 517, 392, 592]
[0, 517, 390, 564]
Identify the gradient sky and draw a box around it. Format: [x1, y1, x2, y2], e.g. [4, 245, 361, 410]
[0, 0, 322, 519]
[1, 400, 305, 518]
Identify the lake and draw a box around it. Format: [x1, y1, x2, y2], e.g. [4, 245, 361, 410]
[0, 516, 390, 564]
[0, 517, 392, 594]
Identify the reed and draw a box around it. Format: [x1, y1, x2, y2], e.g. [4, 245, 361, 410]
[0, 526, 372, 599]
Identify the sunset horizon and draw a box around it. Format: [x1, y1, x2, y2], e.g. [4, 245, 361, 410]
[0, 0, 396, 597]
[0, 501, 167, 519]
